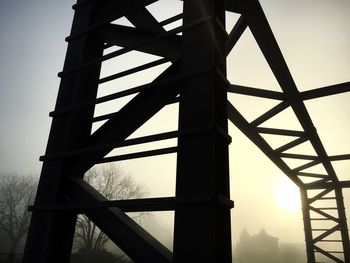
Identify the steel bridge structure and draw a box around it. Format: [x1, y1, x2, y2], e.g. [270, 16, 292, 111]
[24, 0, 350, 262]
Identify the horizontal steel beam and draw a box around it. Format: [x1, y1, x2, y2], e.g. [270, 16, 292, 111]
[98, 58, 169, 84]
[97, 146, 178, 163]
[29, 194, 234, 213]
[40, 130, 180, 162]
[228, 82, 350, 101]
[306, 180, 350, 189]
[329, 154, 350, 161]
[228, 84, 284, 100]
[301, 82, 350, 100]
[256, 127, 305, 137]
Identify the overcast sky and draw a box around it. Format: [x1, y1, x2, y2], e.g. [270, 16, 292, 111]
[0, 0, 349, 248]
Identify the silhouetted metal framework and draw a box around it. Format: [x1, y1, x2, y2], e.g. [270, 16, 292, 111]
[23, 0, 349, 262]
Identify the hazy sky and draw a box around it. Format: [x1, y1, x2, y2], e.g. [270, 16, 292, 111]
[0, 0, 349, 248]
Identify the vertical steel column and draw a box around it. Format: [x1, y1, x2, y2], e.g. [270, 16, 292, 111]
[23, 1, 104, 262]
[300, 189, 316, 263]
[335, 188, 350, 262]
[173, 0, 232, 262]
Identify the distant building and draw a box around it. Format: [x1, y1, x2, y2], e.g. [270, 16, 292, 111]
[234, 229, 307, 263]
[234, 228, 279, 263]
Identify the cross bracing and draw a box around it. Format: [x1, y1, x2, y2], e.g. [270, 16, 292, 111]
[24, 0, 349, 262]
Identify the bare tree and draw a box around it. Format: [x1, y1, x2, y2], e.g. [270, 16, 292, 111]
[0, 173, 37, 263]
[74, 164, 146, 260]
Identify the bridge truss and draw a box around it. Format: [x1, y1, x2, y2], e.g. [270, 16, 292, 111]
[24, 0, 350, 262]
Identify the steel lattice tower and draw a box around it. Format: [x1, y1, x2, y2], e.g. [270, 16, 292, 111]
[24, 0, 350, 262]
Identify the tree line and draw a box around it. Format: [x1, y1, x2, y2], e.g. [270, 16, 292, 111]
[0, 165, 142, 263]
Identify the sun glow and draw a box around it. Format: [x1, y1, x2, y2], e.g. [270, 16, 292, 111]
[275, 179, 301, 213]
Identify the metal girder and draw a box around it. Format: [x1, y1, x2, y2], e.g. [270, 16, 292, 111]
[306, 181, 350, 190]
[29, 195, 233, 213]
[24, 0, 349, 262]
[125, 4, 167, 32]
[238, 0, 339, 181]
[173, 0, 232, 262]
[179, 0, 242, 14]
[301, 82, 350, 100]
[23, 1, 106, 262]
[250, 101, 289, 127]
[26, 0, 235, 262]
[95, 24, 181, 60]
[66, 62, 180, 176]
[65, 177, 172, 263]
[93, 0, 159, 25]
[229, 84, 284, 100]
[67, 0, 160, 42]
[226, 0, 350, 262]
[229, 82, 350, 101]
[227, 101, 304, 187]
[24, 1, 180, 262]
[226, 15, 247, 55]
